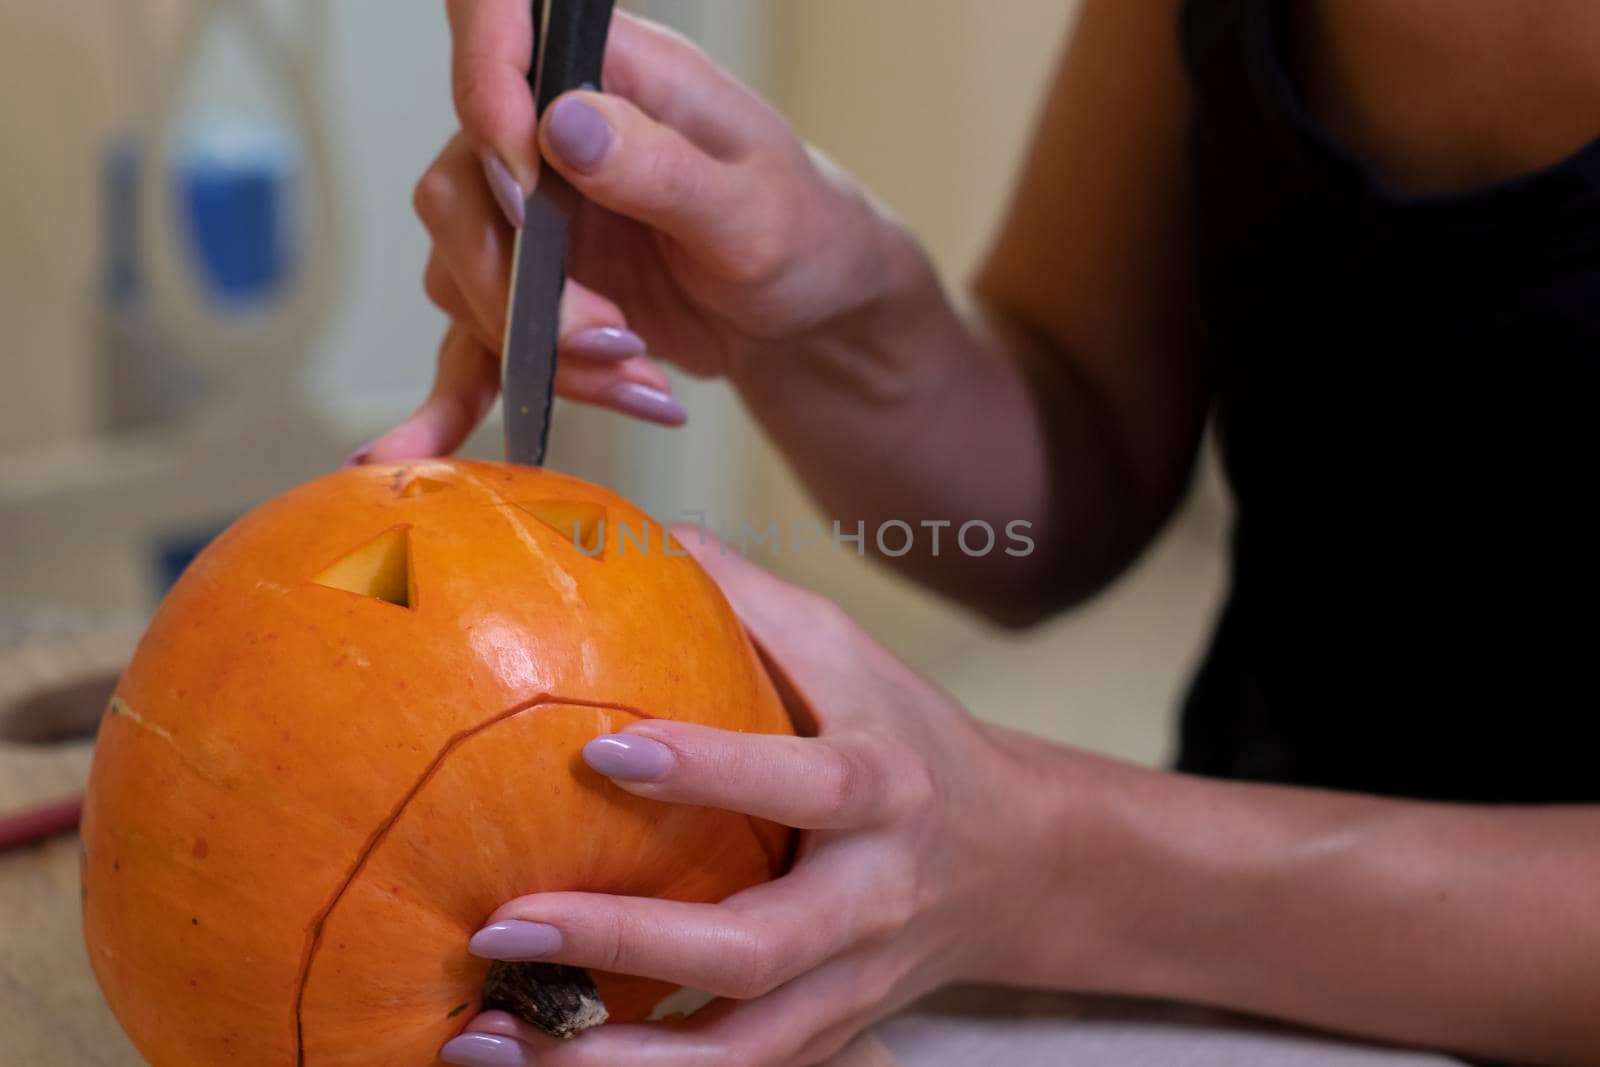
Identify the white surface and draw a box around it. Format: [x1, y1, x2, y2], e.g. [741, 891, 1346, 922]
[882, 990, 1469, 1067]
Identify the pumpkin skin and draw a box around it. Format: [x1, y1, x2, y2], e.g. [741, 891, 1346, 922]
[81, 460, 795, 1066]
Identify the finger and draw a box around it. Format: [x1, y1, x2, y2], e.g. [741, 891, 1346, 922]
[415, 131, 683, 422]
[582, 721, 906, 830]
[422, 252, 684, 424]
[417, 139, 664, 360]
[540, 90, 777, 271]
[558, 277, 630, 351]
[474, 868, 861, 999]
[423, 252, 497, 352]
[556, 355, 685, 426]
[424, 221, 676, 415]
[602, 12, 779, 157]
[441, 1010, 559, 1066]
[446, 0, 539, 198]
[552, 283, 686, 426]
[556, 350, 669, 395]
[414, 136, 515, 344]
[361, 327, 498, 463]
[422, 230, 685, 428]
[520, 956, 891, 1067]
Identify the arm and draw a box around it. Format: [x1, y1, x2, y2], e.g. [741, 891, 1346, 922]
[736, 0, 1209, 621]
[998, 732, 1600, 1066]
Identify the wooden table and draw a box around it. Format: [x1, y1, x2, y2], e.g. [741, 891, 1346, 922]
[1, 628, 141, 1065]
[0, 632, 1466, 1067]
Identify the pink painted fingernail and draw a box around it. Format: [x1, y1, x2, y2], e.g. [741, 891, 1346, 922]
[605, 383, 686, 426]
[481, 152, 526, 229]
[341, 444, 372, 469]
[546, 97, 612, 172]
[440, 1032, 530, 1067]
[469, 920, 563, 961]
[584, 734, 674, 781]
[566, 326, 646, 361]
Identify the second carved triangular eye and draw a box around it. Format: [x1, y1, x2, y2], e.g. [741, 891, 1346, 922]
[312, 527, 413, 607]
[517, 501, 607, 559]
[399, 476, 451, 498]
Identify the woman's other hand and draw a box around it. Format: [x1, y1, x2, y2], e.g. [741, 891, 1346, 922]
[438, 531, 1056, 1066]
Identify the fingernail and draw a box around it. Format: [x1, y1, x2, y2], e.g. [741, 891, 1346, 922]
[546, 97, 612, 172]
[341, 444, 372, 469]
[566, 326, 646, 361]
[606, 382, 687, 426]
[584, 734, 675, 781]
[439, 1032, 530, 1067]
[468, 920, 563, 961]
[481, 153, 525, 229]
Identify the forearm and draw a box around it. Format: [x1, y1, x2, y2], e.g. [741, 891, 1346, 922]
[732, 220, 1139, 622]
[996, 732, 1600, 1065]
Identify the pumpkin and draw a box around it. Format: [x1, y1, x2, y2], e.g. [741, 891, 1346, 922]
[81, 459, 795, 1066]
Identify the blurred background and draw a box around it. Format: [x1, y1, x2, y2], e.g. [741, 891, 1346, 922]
[0, 0, 1227, 768]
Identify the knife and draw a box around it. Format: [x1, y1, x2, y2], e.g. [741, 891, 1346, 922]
[502, 0, 617, 466]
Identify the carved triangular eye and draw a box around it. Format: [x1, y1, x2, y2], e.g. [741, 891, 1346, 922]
[399, 476, 451, 498]
[312, 527, 413, 607]
[517, 501, 606, 559]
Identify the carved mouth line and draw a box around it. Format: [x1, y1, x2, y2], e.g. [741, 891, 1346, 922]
[290, 693, 653, 1065]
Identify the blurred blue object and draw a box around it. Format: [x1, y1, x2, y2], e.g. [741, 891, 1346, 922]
[150, 522, 233, 597]
[96, 1, 341, 435]
[174, 123, 299, 309]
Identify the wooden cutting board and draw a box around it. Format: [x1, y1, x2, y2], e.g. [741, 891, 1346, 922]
[0, 632, 141, 1066]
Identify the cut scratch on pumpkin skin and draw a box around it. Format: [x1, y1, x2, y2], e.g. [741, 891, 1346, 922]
[107, 695, 242, 789]
[456, 477, 543, 537]
[543, 554, 584, 611]
[500, 504, 586, 612]
[452, 469, 585, 607]
[405, 458, 459, 480]
[108, 695, 174, 743]
[451, 466, 513, 508]
[581, 638, 600, 687]
[290, 696, 651, 1063]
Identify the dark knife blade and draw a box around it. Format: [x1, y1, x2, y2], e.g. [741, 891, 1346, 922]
[502, 0, 616, 466]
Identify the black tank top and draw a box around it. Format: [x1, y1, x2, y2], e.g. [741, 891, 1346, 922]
[1176, 0, 1600, 802]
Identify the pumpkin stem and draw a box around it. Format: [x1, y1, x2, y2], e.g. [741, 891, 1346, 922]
[482, 961, 609, 1039]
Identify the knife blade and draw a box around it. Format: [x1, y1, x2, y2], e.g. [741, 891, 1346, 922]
[502, 0, 616, 466]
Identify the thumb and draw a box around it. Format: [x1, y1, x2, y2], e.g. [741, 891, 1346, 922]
[540, 91, 769, 266]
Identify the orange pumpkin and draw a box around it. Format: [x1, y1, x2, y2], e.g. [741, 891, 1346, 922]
[81, 460, 795, 1065]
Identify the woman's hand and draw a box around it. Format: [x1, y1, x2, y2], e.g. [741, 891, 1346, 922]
[436, 532, 1053, 1066]
[359, 6, 906, 463]
[422, 532, 1600, 1067]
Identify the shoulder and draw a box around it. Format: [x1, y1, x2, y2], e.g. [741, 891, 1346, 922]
[1287, 0, 1600, 194]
